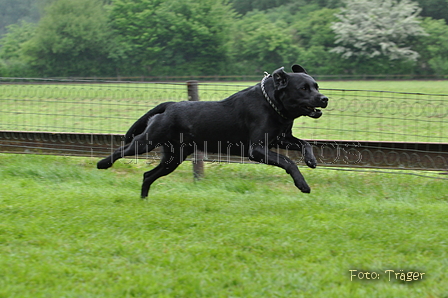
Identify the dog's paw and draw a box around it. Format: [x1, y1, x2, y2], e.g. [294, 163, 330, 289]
[300, 185, 311, 193]
[305, 158, 317, 169]
[295, 180, 311, 193]
[97, 158, 113, 169]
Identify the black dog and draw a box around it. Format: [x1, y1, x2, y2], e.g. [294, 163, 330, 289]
[97, 65, 328, 198]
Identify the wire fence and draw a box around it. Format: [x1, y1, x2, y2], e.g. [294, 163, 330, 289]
[1, 78, 447, 143]
[1, 78, 448, 175]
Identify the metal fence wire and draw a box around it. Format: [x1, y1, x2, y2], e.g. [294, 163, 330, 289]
[1, 80, 447, 143]
[0, 81, 187, 134]
[0, 78, 447, 172]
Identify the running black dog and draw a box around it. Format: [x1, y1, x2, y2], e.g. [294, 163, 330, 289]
[97, 65, 328, 198]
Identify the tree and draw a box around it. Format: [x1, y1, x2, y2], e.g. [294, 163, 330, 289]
[414, 17, 448, 75]
[228, 0, 343, 15]
[109, 0, 235, 76]
[228, 11, 299, 74]
[415, 0, 448, 22]
[290, 8, 346, 74]
[229, 0, 292, 15]
[21, 0, 114, 76]
[0, 21, 36, 76]
[330, 0, 427, 61]
[0, 0, 40, 35]
[0, 21, 36, 60]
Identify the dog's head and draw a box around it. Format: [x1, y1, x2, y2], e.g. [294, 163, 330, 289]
[272, 65, 328, 119]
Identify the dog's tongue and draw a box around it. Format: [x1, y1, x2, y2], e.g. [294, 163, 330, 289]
[308, 109, 322, 118]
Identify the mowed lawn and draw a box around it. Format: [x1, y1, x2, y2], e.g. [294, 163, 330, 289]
[0, 154, 447, 297]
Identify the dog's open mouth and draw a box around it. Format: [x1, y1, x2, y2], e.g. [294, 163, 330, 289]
[305, 106, 323, 119]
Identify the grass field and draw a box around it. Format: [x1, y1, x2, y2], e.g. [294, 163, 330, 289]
[1, 80, 448, 142]
[0, 153, 447, 297]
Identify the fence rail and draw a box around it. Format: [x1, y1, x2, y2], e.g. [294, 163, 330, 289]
[1, 131, 447, 171]
[1, 78, 447, 173]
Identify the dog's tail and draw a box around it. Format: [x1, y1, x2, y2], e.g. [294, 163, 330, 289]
[124, 101, 175, 144]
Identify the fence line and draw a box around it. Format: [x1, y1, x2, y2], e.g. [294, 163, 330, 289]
[1, 131, 447, 172]
[1, 79, 447, 142]
[0, 78, 447, 173]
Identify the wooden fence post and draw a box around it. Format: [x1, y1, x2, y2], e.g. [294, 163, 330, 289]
[186, 81, 204, 180]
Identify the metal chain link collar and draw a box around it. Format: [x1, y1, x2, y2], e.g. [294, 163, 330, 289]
[261, 72, 288, 119]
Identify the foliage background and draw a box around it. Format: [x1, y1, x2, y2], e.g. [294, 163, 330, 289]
[0, 0, 448, 77]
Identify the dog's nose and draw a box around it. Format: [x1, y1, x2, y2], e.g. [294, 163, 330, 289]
[320, 95, 328, 107]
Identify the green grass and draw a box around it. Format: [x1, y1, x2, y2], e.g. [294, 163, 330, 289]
[1, 80, 448, 142]
[0, 154, 447, 297]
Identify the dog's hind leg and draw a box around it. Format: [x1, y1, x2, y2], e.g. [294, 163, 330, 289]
[140, 144, 191, 198]
[98, 115, 167, 169]
[97, 132, 157, 169]
[249, 144, 311, 193]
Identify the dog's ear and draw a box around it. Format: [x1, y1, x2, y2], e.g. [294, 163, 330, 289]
[272, 67, 288, 90]
[292, 64, 307, 74]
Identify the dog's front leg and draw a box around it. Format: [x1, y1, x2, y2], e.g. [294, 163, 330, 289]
[249, 145, 311, 193]
[276, 136, 317, 169]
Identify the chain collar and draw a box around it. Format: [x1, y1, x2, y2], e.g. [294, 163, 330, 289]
[261, 72, 288, 119]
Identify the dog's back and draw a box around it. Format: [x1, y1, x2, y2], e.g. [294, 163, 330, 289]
[124, 101, 175, 144]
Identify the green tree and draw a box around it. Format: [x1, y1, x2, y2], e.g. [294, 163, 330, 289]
[227, 6, 348, 75]
[0, 0, 39, 35]
[0, 21, 36, 76]
[21, 0, 114, 76]
[229, 0, 292, 15]
[415, 0, 448, 22]
[290, 8, 346, 74]
[331, 0, 427, 61]
[414, 17, 448, 76]
[228, 11, 299, 74]
[0, 21, 36, 60]
[228, 0, 343, 15]
[109, 0, 235, 76]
